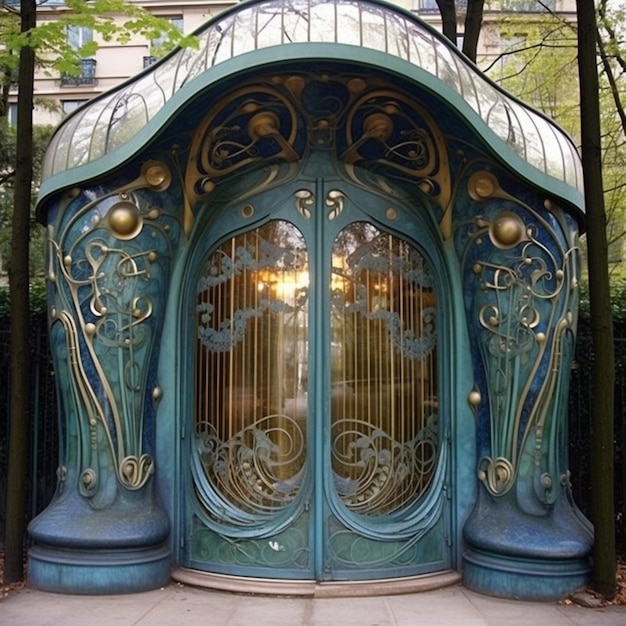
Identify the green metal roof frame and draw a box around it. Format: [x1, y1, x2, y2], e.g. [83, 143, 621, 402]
[37, 0, 584, 217]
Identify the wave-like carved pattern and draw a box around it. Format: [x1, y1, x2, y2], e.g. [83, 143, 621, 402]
[196, 414, 306, 513]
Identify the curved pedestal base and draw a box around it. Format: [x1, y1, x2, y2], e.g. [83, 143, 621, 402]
[173, 567, 461, 597]
[463, 547, 591, 601]
[27, 543, 171, 595]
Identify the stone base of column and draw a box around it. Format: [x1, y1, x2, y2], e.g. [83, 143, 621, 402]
[463, 547, 591, 601]
[462, 489, 593, 601]
[27, 484, 171, 594]
[27, 542, 171, 594]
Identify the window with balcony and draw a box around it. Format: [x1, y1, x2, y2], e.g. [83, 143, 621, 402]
[60, 58, 97, 86]
[61, 26, 96, 86]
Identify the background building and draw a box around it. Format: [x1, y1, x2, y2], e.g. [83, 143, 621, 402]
[5, 0, 577, 128]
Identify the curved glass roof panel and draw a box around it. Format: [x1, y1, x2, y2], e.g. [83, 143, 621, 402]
[42, 0, 583, 197]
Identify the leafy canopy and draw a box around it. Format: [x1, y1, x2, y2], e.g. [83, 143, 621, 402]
[0, 0, 198, 77]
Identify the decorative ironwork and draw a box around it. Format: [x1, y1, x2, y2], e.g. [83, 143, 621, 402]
[47, 161, 180, 499]
[329, 223, 439, 516]
[341, 91, 452, 231]
[458, 170, 579, 504]
[325, 513, 445, 571]
[60, 58, 97, 86]
[190, 512, 311, 570]
[183, 84, 303, 232]
[331, 415, 438, 514]
[194, 220, 309, 519]
[177, 73, 451, 238]
[331, 225, 437, 361]
[196, 414, 306, 513]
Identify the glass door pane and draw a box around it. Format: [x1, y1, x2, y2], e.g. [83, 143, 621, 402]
[194, 220, 309, 516]
[329, 223, 439, 516]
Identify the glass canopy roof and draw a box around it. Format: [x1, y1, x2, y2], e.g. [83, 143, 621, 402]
[42, 0, 583, 196]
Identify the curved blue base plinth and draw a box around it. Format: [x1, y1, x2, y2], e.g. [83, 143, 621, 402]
[463, 547, 591, 601]
[27, 543, 171, 594]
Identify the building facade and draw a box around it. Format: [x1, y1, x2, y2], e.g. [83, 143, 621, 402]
[5, 0, 576, 127]
[28, 0, 590, 601]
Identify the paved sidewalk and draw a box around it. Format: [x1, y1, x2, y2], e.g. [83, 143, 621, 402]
[1, 583, 625, 625]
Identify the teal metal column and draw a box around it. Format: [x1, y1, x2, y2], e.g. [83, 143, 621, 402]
[455, 170, 593, 601]
[28, 161, 182, 594]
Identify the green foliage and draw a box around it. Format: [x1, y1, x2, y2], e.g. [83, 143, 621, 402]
[485, 10, 626, 281]
[0, 0, 198, 80]
[0, 121, 53, 277]
[486, 14, 580, 137]
[0, 278, 47, 320]
[578, 275, 626, 318]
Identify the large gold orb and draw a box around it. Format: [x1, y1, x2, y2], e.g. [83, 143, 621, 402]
[490, 212, 524, 248]
[108, 202, 143, 240]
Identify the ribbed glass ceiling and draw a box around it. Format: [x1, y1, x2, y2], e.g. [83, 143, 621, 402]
[42, 0, 582, 194]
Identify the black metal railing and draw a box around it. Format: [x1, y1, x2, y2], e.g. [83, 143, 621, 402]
[60, 58, 97, 87]
[0, 319, 58, 543]
[416, 0, 557, 13]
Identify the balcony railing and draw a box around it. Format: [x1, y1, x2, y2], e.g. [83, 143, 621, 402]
[60, 58, 97, 87]
[417, 0, 556, 12]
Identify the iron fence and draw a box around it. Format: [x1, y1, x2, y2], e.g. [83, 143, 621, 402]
[0, 318, 58, 544]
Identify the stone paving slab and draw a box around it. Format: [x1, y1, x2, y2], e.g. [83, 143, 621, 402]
[1, 583, 626, 625]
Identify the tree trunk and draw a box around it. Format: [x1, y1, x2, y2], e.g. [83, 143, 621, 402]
[576, 0, 616, 599]
[462, 0, 485, 63]
[4, 0, 36, 584]
[436, 0, 458, 46]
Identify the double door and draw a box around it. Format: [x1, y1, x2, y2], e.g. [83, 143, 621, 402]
[184, 177, 450, 581]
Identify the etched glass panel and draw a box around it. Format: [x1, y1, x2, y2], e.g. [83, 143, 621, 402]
[330, 223, 438, 516]
[194, 220, 309, 514]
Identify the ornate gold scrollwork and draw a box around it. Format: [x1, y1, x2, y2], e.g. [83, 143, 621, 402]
[48, 167, 179, 497]
[461, 170, 579, 502]
[477, 457, 515, 495]
[341, 89, 452, 236]
[183, 84, 302, 231]
[180, 73, 452, 238]
[295, 189, 314, 220]
[326, 189, 345, 221]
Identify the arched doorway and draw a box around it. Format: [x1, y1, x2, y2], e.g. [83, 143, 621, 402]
[177, 172, 453, 587]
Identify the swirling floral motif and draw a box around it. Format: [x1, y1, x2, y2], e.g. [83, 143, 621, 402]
[332, 415, 438, 515]
[477, 457, 514, 495]
[341, 90, 451, 232]
[49, 178, 179, 497]
[195, 414, 306, 514]
[295, 189, 314, 219]
[184, 85, 302, 211]
[326, 189, 345, 221]
[460, 175, 579, 501]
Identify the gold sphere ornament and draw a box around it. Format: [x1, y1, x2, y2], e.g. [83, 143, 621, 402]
[108, 201, 143, 240]
[249, 111, 279, 139]
[489, 212, 525, 248]
[468, 171, 499, 200]
[468, 390, 482, 406]
[363, 113, 393, 141]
